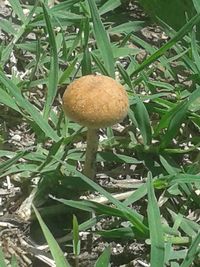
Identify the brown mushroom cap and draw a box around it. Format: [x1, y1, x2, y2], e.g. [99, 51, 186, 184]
[62, 75, 129, 128]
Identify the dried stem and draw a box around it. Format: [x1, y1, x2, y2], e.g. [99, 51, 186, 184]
[83, 128, 99, 179]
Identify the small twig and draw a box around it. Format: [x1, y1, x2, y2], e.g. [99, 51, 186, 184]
[16, 187, 37, 221]
[137, 260, 150, 267]
[89, 190, 135, 204]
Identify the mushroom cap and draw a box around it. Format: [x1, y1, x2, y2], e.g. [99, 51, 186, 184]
[62, 75, 129, 128]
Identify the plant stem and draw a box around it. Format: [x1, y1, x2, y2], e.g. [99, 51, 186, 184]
[75, 256, 79, 267]
[83, 128, 99, 179]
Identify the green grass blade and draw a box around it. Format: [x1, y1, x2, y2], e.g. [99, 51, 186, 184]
[55, 198, 127, 219]
[0, 19, 15, 35]
[159, 155, 180, 175]
[0, 151, 26, 176]
[191, 30, 200, 72]
[117, 63, 133, 89]
[32, 205, 71, 267]
[134, 96, 152, 145]
[42, 4, 58, 119]
[97, 227, 135, 240]
[66, 28, 82, 61]
[64, 166, 149, 236]
[109, 21, 145, 34]
[11, 255, 19, 267]
[91, 53, 110, 76]
[193, 0, 200, 13]
[123, 184, 147, 206]
[169, 173, 200, 185]
[0, 247, 7, 267]
[59, 58, 78, 84]
[129, 34, 173, 78]
[0, 88, 21, 112]
[50, 0, 80, 13]
[180, 231, 200, 267]
[130, 13, 200, 77]
[88, 0, 115, 77]
[0, 71, 59, 141]
[160, 88, 200, 147]
[95, 247, 111, 267]
[82, 18, 92, 75]
[82, 47, 92, 75]
[160, 101, 188, 148]
[73, 215, 80, 256]
[147, 173, 165, 267]
[9, 0, 26, 23]
[99, 0, 121, 15]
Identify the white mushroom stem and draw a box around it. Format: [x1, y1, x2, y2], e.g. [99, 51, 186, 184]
[83, 128, 99, 179]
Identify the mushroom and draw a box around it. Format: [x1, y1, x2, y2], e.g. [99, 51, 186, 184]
[62, 74, 129, 179]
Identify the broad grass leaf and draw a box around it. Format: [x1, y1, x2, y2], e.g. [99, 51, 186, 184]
[169, 210, 199, 237]
[15, 42, 39, 53]
[123, 184, 147, 206]
[95, 247, 111, 267]
[117, 64, 133, 89]
[73, 215, 80, 256]
[50, 0, 80, 13]
[0, 88, 21, 112]
[0, 19, 15, 35]
[191, 29, 200, 72]
[91, 53, 110, 76]
[147, 173, 165, 267]
[37, 138, 64, 171]
[154, 101, 183, 137]
[0, 151, 26, 176]
[0, 164, 38, 178]
[59, 58, 78, 84]
[82, 18, 92, 75]
[30, 13, 84, 27]
[169, 174, 200, 185]
[97, 228, 135, 239]
[55, 199, 127, 218]
[82, 47, 92, 75]
[193, 0, 200, 13]
[159, 155, 181, 175]
[108, 21, 145, 34]
[88, 0, 115, 78]
[65, 150, 141, 164]
[66, 27, 82, 61]
[0, 150, 15, 157]
[32, 205, 71, 267]
[42, 4, 58, 119]
[112, 46, 140, 58]
[9, 0, 26, 23]
[134, 96, 152, 145]
[97, 152, 141, 164]
[147, 80, 174, 91]
[99, 0, 121, 15]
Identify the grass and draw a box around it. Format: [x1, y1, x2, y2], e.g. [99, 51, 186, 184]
[0, 0, 200, 266]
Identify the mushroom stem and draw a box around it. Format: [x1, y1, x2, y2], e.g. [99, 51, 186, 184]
[84, 128, 99, 179]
